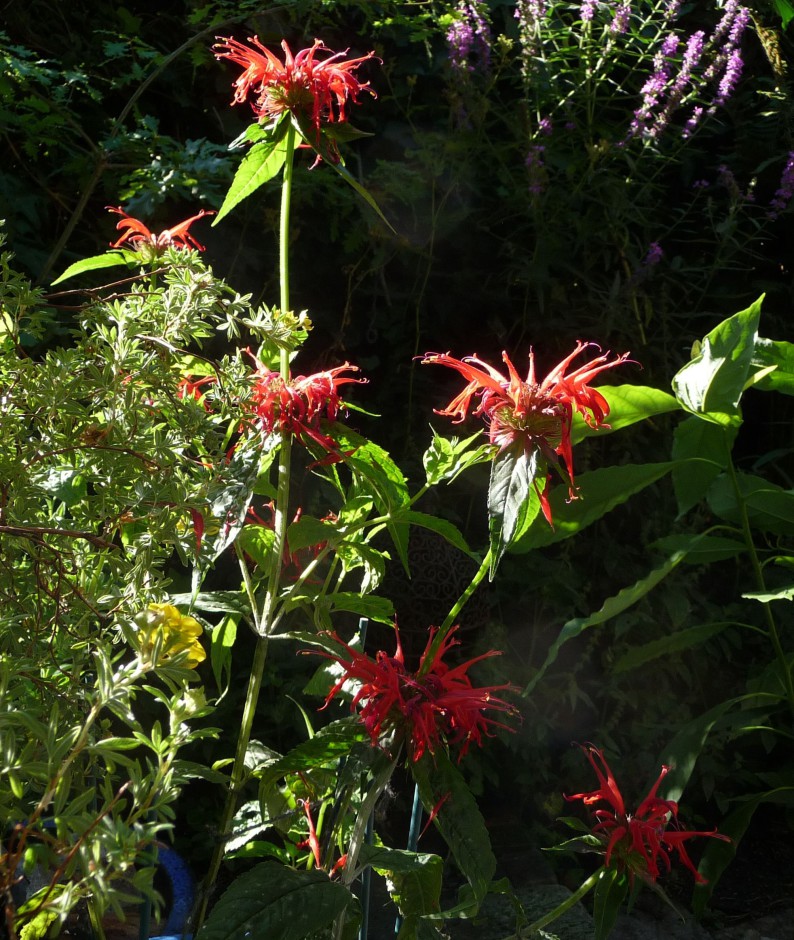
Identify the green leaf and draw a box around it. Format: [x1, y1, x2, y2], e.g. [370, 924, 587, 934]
[743, 585, 794, 602]
[751, 337, 794, 395]
[359, 845, 442, 917]
[708, 473, 794, 535]
[656, 696, 748, 804]
[651, 534, 745, 565]
[423, 429, 491, 485]
[487, 447, 542, 575]
[612, 622, 732, 674]
[693, 787, 794, 915]
[671, 419, 736, 516]
[170, 591, 252, 616]
[286, 515, 336, 552]
[772, 0, 794, 28]
[50, 250, 137, 285]
[592, 867, 628, 940]
[213, 137, 288, 225]
[258, 719, 367, 790]
[513, 462, 676, 552]
[195, 862, 353, 940]
[571, 384, 681, 444]
[671, 297, 763, 426]
[400, 510, 473, 557]
[411, 750, 495, 914]
[211, 614, 238, 695]
[523, 538, 700, 695]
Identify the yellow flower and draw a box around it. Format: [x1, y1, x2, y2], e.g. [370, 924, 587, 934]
[135, 603, 206, 669]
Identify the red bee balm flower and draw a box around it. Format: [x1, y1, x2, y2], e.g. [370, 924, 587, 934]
[213, 36, 376, 157]
[565, 744, 730, 885]
[107, 207, 215, 253]
[422, 343, 631, 524]
[246, 352, 364, 456]
[318, 625, 519, 762]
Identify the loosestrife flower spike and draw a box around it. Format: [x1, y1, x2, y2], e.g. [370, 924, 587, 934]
[565, 744, 730, 885]
[107, 207, 215, 253]
[314, 624, 519, 763]
[213, 36, 377, 161]
[422, 343, 632, 525]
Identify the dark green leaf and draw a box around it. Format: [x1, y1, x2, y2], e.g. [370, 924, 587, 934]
[612, 622, 732, 674]
[708, 473, 794, 535]
[523, 537, 701, 695]
[671, 419, 736, 516]
[359, 845, 442, 917]
[411, 750, 495, 914]
[259, 719, 367, 790]
[488, 447, 542, 574]
[771, 0, 794, 29]
[651, 534, 744, 564]
[400, 510, 473, 557]
[513, 462, 676, 552]
[693, 787, 794, 915]
[593, 867, 628, 940]
[671, 297, 763, 426]
[195, 862, 352, 940]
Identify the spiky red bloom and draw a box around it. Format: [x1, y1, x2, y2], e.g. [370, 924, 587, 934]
[246, 353, 364, 456]
[213, 35, 376, 156]
[565, 744, 730, 885]
[318, 625, 519, 762]
[422, 343, 631, 523]
[107, 207, 215, 252]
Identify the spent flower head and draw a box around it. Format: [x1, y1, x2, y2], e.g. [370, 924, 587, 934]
[245, 352, 365, 457]
[565, 744, 730, 885]
[316, 625, 519, 763]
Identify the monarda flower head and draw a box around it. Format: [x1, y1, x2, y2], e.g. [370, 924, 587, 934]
[422, 343, 631, 525]
[565, 744, 730, 885]
[213, 36, 377, 160]
[316, 625, 519, 763]
[107, 207, 214, 256]
[246, 352, 365, 457]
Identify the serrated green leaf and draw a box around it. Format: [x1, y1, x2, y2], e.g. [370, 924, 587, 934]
[513, 462, 676, 552]
[214, 137, 288, 225]
[50, 250, 137, 285]
[400, 510, 473, 557]
[259, 719, 367, 790]
[422, 429, 491, 485]
[411, 750, 495, 914]
[359, 845, 442, 917]
[488, 447, 542, 574]
[196, 862, 352, 940]
[671, 297, 763, 426]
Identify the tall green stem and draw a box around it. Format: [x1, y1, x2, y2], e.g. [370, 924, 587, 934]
[417, 547, 492, 677]
[724, 433, 794, 717]
[511, 868, 600, 938]
[196, 123, 298, 932]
